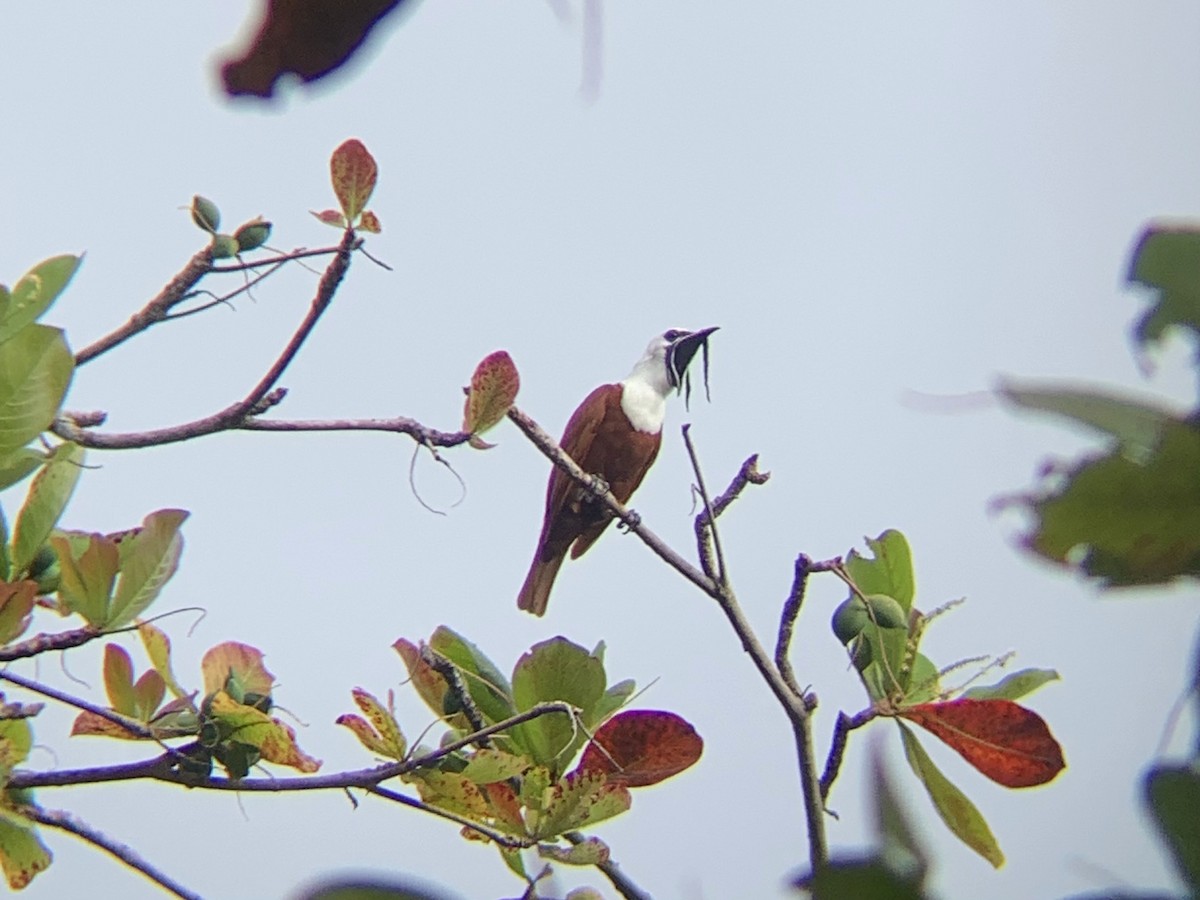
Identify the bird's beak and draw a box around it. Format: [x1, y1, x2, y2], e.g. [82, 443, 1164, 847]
[668, 326, 719, 388]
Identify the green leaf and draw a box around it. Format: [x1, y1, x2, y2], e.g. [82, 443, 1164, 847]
[107, 509, 188, 627]
[898, 722, 1004, 868]
[208, 692, 320, 774]
[537, 836, 610, 866]
[102, 644, 137, 716]
[0, 254, 82, 344]
[846, 531, 915, 612]
[511, 638, 605, 774]
[461, 748, 527, 785]
[1144, 763, 1200, 893]
[0, 809, 51, 890]
[533, 772, 630, 838]
[1017, 421, 1200, 586]
[998, 380, 1176, 462]
[0, 582, 35, 645]
[869, 742, 927, 883]
[589, 678, 636, 728]
[0, 324, 74, 456]
[138, 622, 188, 699]
[962, 668, 1060, 702]
[428, 627, 515, 726]
[50, 532, 119, 626]
[0, 449, 44, 493]
[900, 654, 941, 706]
[0, 720, 33, 767]
[792, 856, 928, 900]
[10, 442, 84, 575]
[1126, 225, 1200, 350]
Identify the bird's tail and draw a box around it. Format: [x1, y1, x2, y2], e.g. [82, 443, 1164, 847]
[517, 552, 566, 616]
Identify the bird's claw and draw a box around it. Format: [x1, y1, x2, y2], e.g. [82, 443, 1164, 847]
[588, 473, 610, 497]
[619, 509, 642, 531]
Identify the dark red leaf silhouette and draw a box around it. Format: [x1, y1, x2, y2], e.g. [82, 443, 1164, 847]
[575, 710, 702, 788]
[899, 698, 1065, 788]
[221, 0, 414, 99]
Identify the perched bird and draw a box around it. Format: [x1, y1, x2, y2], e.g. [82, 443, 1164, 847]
[518, 327, 718, 616]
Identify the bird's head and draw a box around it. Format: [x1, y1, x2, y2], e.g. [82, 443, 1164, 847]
[629, 327, 719, 404]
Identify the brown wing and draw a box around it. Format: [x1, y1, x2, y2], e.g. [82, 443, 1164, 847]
[569, 425, 660, 558]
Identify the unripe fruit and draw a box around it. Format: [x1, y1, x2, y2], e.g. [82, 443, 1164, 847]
[210, 233, 239, 259]
[191, 195, 221, 233]
[234, 217, 271, 252]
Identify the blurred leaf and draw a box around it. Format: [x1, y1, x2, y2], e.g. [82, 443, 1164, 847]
[461, 748, 527, 785]
[220, 0, 412, 99]
[190, 195, 220, 233]
[1126, 224, 1200, 350]
[0, 324, 73, 456]
[409, 769, 490, 820]
[209, 691, 321, 774]
[107, 508, 188, 627]
[792, 856, 928, 900]
[0, 448, 44, 492]
[462, 351, 520, 440]
[429, 627, 515, 725]
[898, 722, 1004, 868]
[0, 581, 34, 646]
[102, 644, 137, 716]
[0, 507, 7, 582]
[70, 710, 145, 740]
[900, 654, 940, 706]
[358, 210, 381, 234]
[0, 809, 51, 890]
[870, 738, 927, 884]
[574, 710, 702, 787]
[511, 638, 605, 774]
[899, 698, 1065, 788]
[51, 532, 119, 626]
[336, 688, 406, 760]
[393, 638, 449, 717]
[311, 209, 347, 228]
[138, 621, 188, 699]
[11, 442, 84, 575]
[201, 642, 276, 699]
[330, 139, 377, 222]
[0, 720, 32, 768]
[538, 836, 610, 866]
[961, 668, 1060, 702]
[1017, 421, 1200, 586]
[0, 254, 81, 344]
[998, 380, 1176, 462]
[589, 678, 636, 727]
[1144, 763, 1200, 893]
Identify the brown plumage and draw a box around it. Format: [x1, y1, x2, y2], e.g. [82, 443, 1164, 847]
[517, 383, 662, 616]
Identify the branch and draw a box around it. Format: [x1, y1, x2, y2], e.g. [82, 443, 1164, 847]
[819, 707, 879, 802]
[565, 832, 652, 900]
[421, 646, 489, 742]
[22, 805, 201, 900]
[775, 554, 840, 698]
[238, 415, 472, 447]
[0, 626, 101, 661]
[367, 784, 527, 848]
[0, 669, 156, 741]
[53, 232, 357, 450]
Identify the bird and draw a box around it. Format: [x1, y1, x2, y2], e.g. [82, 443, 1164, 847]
[517, 327, 718, 616]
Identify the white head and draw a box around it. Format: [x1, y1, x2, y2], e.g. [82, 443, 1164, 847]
[620, 327, 718, 432]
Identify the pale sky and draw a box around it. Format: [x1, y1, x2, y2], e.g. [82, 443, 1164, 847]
[1, 4, 1198, 899]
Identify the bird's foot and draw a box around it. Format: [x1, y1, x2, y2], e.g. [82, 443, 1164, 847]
[587, 473, 610, 497]
[619, 508, 642, 531]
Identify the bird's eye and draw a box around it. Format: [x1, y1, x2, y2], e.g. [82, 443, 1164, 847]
[663, 329, 684, 342]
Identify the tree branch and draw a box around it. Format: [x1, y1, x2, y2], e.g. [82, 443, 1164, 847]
[238, 415, 471, 447]
[22, 805, 201, 900]
[565, 832, 652, 900]
[819, 707, 879, 802]
[367, 784, 527, 848]
[0, 626, 101, 662]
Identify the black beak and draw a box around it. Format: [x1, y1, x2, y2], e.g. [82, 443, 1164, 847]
[667, 326, 719, 389]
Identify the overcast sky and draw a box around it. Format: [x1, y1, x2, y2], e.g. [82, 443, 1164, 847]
[2, 3, 1199, 899]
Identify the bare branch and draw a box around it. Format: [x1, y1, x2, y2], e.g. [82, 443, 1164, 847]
[0, 627, 102, 662]
[683, 424, 727, 585]
[239, 416, 472, 447]
[22, 805, 201, 900]
[208, 245, 342, 273]
[0, 669, 154, 740]
[819, 707, 879, 802]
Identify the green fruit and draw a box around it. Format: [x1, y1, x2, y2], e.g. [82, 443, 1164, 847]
[28, 544, 60, 594]
[210, 233, 239, 259]
[863, 593, 907, 629]
[191, 195, 221, 233]
[233, 217, 271, 252]
[848, 634, 873, 671]
[241, 692, 273, 713]
[831, 597, 869, 644]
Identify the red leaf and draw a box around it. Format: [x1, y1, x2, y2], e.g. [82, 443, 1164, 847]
[898, 698, 1065, 788]
[462, 351, 520, 439]
[330, 139, 377, 222]
[575, 710, 702, 788]
[310, 209, 347, 228]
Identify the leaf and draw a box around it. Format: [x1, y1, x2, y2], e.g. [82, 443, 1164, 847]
[107, 508, 188, 627]
[409, 770, 491, 820]
[392, 638, 449, 716]
[102, 644, 137, 716]
[0, 254, 82, 345]
[792, 856, 928, 900]
[998, 380, 1175, 461]
[0, 324, 74, 456]
[11, 442, 84, 575]
[51, 532, 119, 626]
[1143, 763, 1200, 893]
[428, 627, 515, 725]
[201, 642, 276, 699]
[0, 721, 32, 768]
[538, 836, 610, 867]
[335, 688, 406, 760]
[589, 678, 637, 728]
[899, 698, 1065, 788]
[132, 670, 166, 722]
[898, 722, 1004, 868]
[1126, 224, 1200, 350]
[0, 812, 51, 890]
[511, 637, 605, 773]
[138, 621, 187, 699]
[533, 771, 631, 838]
[358, 210, 381, 234]
[961, 668, 1060, 702]
[846, 530, 916, 611]
[461, 748, 527, 785]
[330, 139, 377, 222]
[1016, 421, 1200, 585]
[0, 582, 35, 646]
[0, 448, 44, 492]
[575, 710, 703, 787]
[310, 209, 347, 228]
[208, 691, 321, 774]
[462, 351, 520, 440]
[900, 654, 941, 706]
[869, 739, 927, 883]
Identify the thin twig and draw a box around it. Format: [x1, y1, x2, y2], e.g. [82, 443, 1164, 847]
[682, 424, 727, 585]
[367, 784, 527, 848]
[0, 627, 101, 662]
[239, 416, 472, 446]
[208, 246, 341, 273]
[819, 708, 879, 802]
[421, 646, 489, 742]
[776, 555, 811, 697]
[22, 805, 201, 900]
[565, 832, 652, 900]
[0, 669, 153, 740]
